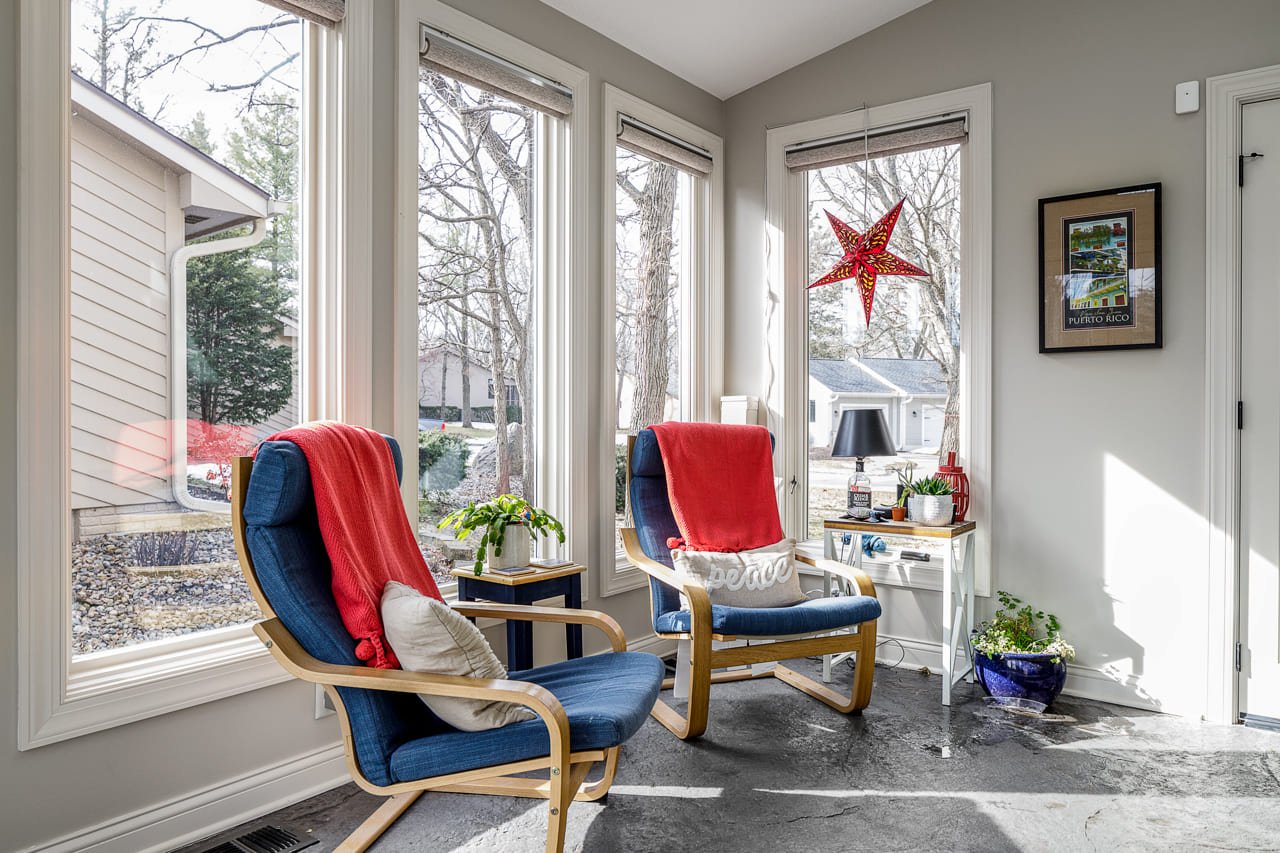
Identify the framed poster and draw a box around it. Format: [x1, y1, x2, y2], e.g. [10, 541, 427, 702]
[1038, 182, 1161, 353]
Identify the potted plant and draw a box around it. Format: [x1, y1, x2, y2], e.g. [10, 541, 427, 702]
[972, 590, 1076, 708]
[907, 476, 954, 526]
[888, 461, 916, 521]
[439, 494, 565, 575]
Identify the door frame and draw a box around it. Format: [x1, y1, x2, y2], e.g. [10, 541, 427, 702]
[1205, 63, 1280, 724]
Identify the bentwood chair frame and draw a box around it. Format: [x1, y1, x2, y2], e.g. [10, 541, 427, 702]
[619, 435, 879, 741]
[231, 456, 628, 853]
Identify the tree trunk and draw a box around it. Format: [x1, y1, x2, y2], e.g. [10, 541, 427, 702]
[940, 356, 961, 458]
[487, 289, 511, 495]
[460, 314, 473, 428]
[438, 351, 448, 418]
[629, 162, 679, 432]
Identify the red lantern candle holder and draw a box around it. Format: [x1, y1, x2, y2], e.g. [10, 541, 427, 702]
[938, 451, 970, 523]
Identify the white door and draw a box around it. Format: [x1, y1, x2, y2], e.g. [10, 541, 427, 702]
[920, 404, 944, 449]
[1239, 96, 1280, 725]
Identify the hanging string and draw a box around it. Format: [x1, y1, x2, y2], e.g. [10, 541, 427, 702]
[861, 102, 870, 227]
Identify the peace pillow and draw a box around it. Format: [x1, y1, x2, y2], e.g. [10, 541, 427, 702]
[671, 538, 806, 609]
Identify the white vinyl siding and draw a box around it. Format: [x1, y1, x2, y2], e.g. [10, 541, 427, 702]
[70, 117, 175, 510]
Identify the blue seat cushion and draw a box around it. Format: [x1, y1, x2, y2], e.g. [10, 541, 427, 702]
[653, 594, 882, 636]
[388, 651, 664, 782]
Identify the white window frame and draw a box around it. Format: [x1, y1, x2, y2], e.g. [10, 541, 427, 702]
[15, 0, 373, 749]
[764, 83, 992, 594]
[394, 0, 591, 600]
[600, 85, 724, 596]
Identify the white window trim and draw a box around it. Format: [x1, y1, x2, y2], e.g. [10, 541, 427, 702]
[764, 83, 992, 595]
[15, 0, 372, 750]
[394, 0, 592, 601]
[600, 85, 724, 597]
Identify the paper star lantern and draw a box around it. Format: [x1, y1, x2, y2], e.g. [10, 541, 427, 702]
[808, 198, 930, 325]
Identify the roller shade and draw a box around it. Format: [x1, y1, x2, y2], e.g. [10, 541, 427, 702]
[616, 115, 713, 176]
[785, 115, 966, 172]
[259, 0, 344, 27]
[419, 25, 572, 118]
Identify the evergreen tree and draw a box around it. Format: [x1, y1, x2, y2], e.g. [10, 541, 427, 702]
[227, 94, 299, 289]
[186, 244, 293, 425]
[181, 111, 217, 156]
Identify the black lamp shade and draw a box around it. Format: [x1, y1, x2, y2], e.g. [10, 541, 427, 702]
[831, 409, 897, 458]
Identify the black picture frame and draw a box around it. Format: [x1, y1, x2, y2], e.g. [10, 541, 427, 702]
[1038, 182, 1162, 353]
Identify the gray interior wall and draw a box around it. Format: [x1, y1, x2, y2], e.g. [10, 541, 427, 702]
[0, 0, 722, 848]
[722, 0, 1280, 714]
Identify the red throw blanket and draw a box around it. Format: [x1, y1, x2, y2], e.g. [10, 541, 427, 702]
[264, 422, 442, 668]
[649, 422, 784, 552]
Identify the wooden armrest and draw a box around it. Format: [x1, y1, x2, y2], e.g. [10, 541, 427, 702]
[794, 552, 878, 598]
[450, 603, 627, 653]
[618, 528, 711, 636]
[252, 618, 568, 727]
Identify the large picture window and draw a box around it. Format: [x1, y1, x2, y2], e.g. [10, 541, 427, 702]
[68, 0, 303, 658]
[601, 85, 723, 593]
[402, 10, 588, 589]
[765, 85, 991, 591]
[415, 62, 543, 584]
[805, 142, 961, 538]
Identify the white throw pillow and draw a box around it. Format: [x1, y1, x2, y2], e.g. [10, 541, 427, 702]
[671, 538, 806, 609]
[380, 581, 535, 732]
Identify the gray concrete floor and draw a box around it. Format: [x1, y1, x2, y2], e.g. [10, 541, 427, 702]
[191, 659, 1280, 852]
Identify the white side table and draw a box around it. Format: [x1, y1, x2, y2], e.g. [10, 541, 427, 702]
[820, 517, 979, 705]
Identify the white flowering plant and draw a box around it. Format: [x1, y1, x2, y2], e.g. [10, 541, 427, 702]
[972, 590, 1076, 664]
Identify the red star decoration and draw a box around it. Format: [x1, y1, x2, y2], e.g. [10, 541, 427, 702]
[808, 198, 930, 325]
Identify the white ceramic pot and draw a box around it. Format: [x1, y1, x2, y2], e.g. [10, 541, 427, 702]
[909, 494, 953, 527]
[486, 523, 531, 570]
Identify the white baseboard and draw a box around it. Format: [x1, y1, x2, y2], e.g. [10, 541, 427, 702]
[873, 633, 1163, 712]
[24, 741, 349, 853]
[632, 629, 1163, 713]
[628, 632, 676, 657]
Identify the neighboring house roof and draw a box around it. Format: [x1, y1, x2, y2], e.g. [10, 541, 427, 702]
[71, 73, 278, 240]
[808, 358, 897, 395]
[859, 357, 948, 396]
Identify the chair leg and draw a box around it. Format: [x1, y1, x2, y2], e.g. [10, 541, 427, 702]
[575, 748, 620, 802]
[650, 629, 712, 740]
[544, 761, 590, 853]
[336, 790, 423, 853]
[773, 621, 878, 714]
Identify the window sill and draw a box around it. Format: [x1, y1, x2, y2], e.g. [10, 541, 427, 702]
[598, 552, 650, 597]
[25, 624, 289, 750]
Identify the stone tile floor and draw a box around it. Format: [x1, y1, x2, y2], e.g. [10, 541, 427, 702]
[186, 659, 1280, 852]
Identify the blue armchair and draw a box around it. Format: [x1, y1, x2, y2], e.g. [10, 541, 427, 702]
[231, 437, 663, 853]
[620, 428, 881, 740]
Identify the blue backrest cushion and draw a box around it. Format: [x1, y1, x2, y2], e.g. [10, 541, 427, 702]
[244, 436, 447, 787]
[629, 428, 778, 628]
[627, 429, 683, 621]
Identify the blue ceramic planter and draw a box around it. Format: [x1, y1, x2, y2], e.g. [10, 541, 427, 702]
[973, 650, 1067, 707]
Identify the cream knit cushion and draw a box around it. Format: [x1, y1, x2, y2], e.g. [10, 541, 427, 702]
[671, 538, 806, 609]
[380, 581, 535, 731]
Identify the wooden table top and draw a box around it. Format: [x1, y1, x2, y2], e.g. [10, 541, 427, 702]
[823, 517, 976, 539]
[450, 562, 585, 586]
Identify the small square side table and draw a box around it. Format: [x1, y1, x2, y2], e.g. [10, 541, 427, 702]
[451, 563, 585, 671]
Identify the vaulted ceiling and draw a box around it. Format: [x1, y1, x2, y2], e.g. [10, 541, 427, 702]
[536, 0, 933, 99]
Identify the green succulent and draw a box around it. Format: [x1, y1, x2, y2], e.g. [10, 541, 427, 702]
[910, 475, 954, 496]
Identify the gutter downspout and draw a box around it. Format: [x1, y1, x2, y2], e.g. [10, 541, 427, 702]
[171, 217, 270, 512]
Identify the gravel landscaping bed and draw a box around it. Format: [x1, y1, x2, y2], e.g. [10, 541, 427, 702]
[73, 524, 457, 657]
[73, 528, 252, 656]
